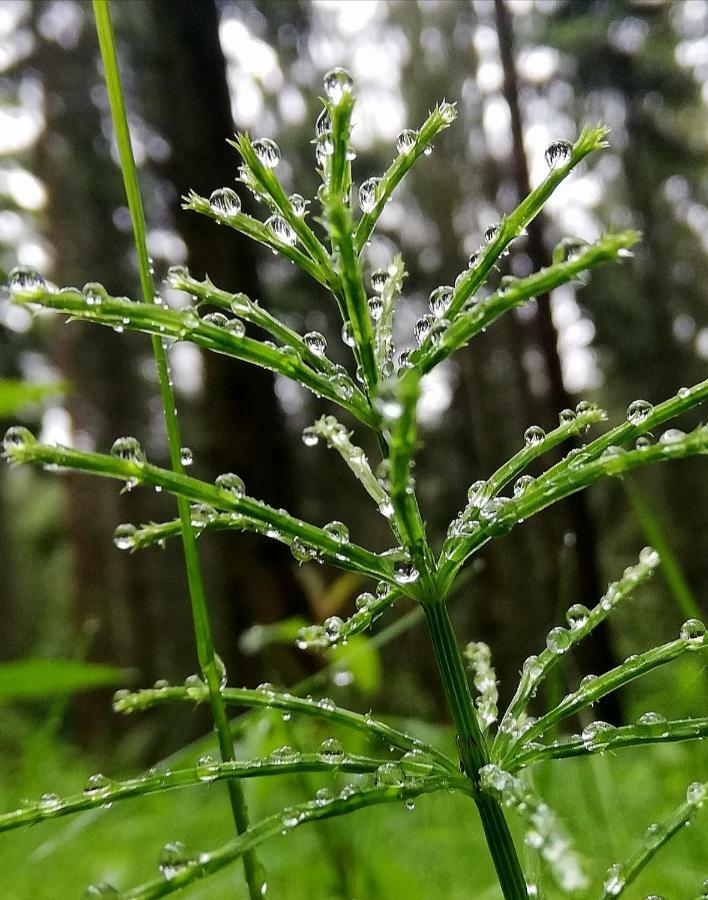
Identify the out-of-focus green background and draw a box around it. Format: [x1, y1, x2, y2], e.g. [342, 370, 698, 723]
[0, 1, 706, 896]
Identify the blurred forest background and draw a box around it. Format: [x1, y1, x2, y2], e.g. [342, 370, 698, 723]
[0, 1, 706, 897]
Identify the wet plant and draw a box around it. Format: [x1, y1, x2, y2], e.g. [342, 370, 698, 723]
[1, 3, 707, 897]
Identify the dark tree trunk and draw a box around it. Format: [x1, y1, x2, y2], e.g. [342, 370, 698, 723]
[494, 0, 620, 720]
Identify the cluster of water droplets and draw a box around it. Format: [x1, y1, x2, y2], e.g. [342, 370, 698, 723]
[296, 580, 395, 650]
[464, 641, 498, 729]
[479, 764, 587, 892]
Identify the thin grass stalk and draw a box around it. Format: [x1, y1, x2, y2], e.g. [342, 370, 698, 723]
[91, 3, 262, 895]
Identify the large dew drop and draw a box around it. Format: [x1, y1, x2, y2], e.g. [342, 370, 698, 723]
[304, 331, 327, 357]
[626, 399, 653, 425]
[358, 177, 381, 213]
[252, 138, 281, 169]
[396, 129, 417, 154]
[429, 286, 454, 318]
[209, 187, 241, 216]
[524, 425, 546, 447]
[8, 265, 46, 296]
[110, 436, 146, 464]
[544, 139, 573, 168]
[266, 215, 296, 246]
[546, 626, 572, 655]
[323, 67, 353, 103]
[215, 472, 245, 498]
[317, 737, 345, 764]
[113, 523, 137, 551]
[2, 426, 35, 453]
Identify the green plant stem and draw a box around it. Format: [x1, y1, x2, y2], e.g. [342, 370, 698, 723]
[423, 601, 527, 899]
[92, 3, 261, 896]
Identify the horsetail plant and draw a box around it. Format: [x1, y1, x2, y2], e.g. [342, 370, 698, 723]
[1, 3, 707, 896]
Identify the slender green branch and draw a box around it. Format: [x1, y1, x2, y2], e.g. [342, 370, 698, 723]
[9, 286, 375, 426]
[493, 551, 658, 760]
[512, 719, 708, 770]
[0, 754, 395, 834]
[443, 124, 611, 322]
[231, 133, 334, 282]
[91, 5, 262, 897]
[411, 230, 639, 375]
[599, 780, 707, 899]
[3, 438, 398, 586]
[440, 419, 708, 591]
[505, 635, 707, 767]
[354, 102, 457, 252]
[184, 190, 328, 287]
[114, 683, 459, 775]
[120, 776, 463, 899]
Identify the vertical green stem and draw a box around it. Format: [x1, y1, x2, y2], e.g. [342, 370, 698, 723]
[92, 4, 261, 897]
[423, 601, 527, 899]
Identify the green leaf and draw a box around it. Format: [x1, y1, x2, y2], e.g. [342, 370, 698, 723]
[0, 380, 65, 417]
[0, 659, 129, 701]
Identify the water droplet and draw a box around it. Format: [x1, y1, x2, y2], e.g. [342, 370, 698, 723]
[394, 561, 419, 585]
[215, 472, 245, 498]
[341, 321, 356, 347]
[483, 223, 499, 243]
[626, 399, 653, 425]
[179, 447, 193, 467]
[269, 745, 300, 765]
[355, 591, 375, 611]
[565, 604, 589, 630]
[636, 711, 668, 737]
[370, 268, 389, 293]
[513, 475, 535, 497]
[196, 754, 219, 782]
[113, 524, 137, 551]
[226, 318, 246, 338]
[396, 129, 417, 154]
[291, 539, 317, 565]
[559, 408, 576, 425]
[158, 841, 196, 880]
[686, 781, 706, 805]
[405, 798, 416, 811]
[414, 313, 435, 344]
[358, 177, 381, 214]
[38, 792, 62, 812]
[546, 626, 572, 655]
[317, 696, 335, 711]
[83, 773, 112, 797]
[288, 193, 307, 217]
[323, 67, 353, 103]
[339, 782, 360, 800]
[581, 721, 617, 751]
[599, 864, 627, 898]
[266, 215, 296, 246]
[400, 749, 434, 778]
[8, 265, 46, 295]
[524, 425, 546, 446]
[544, 139, 573, 168]
[202, 311, 228, 328]
[301, 427, 319, 448]
[110, 436, 146, 464]
[659, 428, 685, 446]
[304, 331, 327, 357]
[374, 761, 404, 787]
[83, 884, 119, 897]
[680, 618, 705, 643]
[209, 187, 241, 216]
[429, 286, 454, 318]
[315, 108, 331, 137]
[252, 138, 281, 168]
[184, 673, 206, 698]
[314, 787, 332, 807]
[368, 296, 383, 321]
[523, 655, 543, 681]
[324, 521, 349, 544]
[639, 546, 660, 568]
[323, 615, 344, 640]
[317, 737, 345, 764]
[554, 237, 589, 263]
[397, 349, 412, 372]
[677, 386, 690, 399]
[2, 426, 35, 453]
